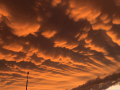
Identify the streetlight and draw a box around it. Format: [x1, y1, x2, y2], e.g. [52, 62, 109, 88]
[26, 72, 29, 90]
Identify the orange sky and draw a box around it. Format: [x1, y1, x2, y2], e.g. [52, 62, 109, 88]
[0, 0, 120, 90]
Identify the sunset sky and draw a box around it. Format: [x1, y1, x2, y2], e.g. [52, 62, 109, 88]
[1, 0, 120, 90]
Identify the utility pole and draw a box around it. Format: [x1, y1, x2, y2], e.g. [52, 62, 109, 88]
[26, 72, 29, 90]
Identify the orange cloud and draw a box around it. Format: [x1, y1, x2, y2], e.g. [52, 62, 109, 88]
[68, 0, 101, 22]
[92, 22, 112, 30]
[67, 0, 117, 34]
[112, 15, 120, 24]
[7, 22, 40, 37]
[0, 4, 9, 17]
[104, 56, 120, 66]
[0, 2, 41, 37]
[89, 57, 105, 66]
[103, 18, 111, 24]
[106, 30, 120, 46]
[0, 52, 16, 61]
[52, 0, 61, 7]
[2, 43, 23, 52]
[75, 33, 80, 38]
[99, 14, 108, 21]
[54, 40, 79, 50]
[78, 33, 88, 41]
[85, 42, 108, 55]
[41, 30, 57, 38]
[85, 38, 92, 43]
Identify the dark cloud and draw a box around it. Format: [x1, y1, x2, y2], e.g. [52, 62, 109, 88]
[72, 71, 120, 90]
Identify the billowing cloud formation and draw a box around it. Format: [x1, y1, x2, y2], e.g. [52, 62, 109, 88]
[0, 0, 41, 36]
[0, 0, 120, 90]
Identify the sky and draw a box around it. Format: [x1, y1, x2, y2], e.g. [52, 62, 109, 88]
[106, 85, 120, 90]
[0, 0, 120, 90]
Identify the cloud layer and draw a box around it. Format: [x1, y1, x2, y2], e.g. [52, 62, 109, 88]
[0, 0, 120, 90]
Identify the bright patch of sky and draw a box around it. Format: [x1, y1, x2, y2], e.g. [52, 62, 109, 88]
[106, 85, 120, 90]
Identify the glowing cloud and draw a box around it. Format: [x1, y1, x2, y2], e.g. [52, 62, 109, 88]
[41, 30, 57, 38]
[2, 43, 23, 52]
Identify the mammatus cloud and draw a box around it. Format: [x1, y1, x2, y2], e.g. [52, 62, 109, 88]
[0, 0, 41, 37]
[0, 0, 120, 90]
[41, 30, 57, 38]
